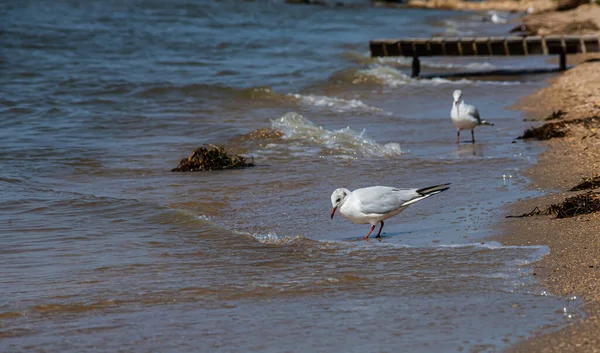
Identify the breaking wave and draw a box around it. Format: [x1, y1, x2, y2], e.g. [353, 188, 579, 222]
[355, 65, 522, 88]
[270, 112, 402, 157]
[377, 57, 498, 70]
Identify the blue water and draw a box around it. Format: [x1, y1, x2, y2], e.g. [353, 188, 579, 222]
[0, 1, 579, 352]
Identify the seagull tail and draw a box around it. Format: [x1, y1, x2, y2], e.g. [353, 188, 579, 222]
[480, 120, 494, 126]
[402, 183, 451, 207]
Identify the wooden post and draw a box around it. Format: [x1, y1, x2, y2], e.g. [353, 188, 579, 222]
[411, 56, 420, 78]
[559, 52, 567, 70]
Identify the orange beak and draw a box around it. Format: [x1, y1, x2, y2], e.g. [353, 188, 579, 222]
[331, 207, 337, 219]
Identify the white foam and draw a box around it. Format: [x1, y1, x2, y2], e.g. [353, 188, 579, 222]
[434, 241, 549, 254]
[270, 112, 402, 158]
[288, 93, 385, 114]
[250, 232, 302, 245]
[356, 65, 522, 88]
[377, 57, 497, 71]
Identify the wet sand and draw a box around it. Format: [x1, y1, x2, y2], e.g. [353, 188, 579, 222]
[497, 39, 600, 353]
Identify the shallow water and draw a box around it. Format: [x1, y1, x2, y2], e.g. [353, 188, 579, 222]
[1, 1, 581, 352]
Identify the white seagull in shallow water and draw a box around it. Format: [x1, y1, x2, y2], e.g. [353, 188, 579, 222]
[451, 90, 494, 144]
[330, 183, 451, 239]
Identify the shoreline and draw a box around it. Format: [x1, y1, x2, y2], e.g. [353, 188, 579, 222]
[495, 47, 600, 353]
[472, 2, 600, 351]
[404, 0, 554, 12]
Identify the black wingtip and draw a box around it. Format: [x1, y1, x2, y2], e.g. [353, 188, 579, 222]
[416, 183, 451, 195]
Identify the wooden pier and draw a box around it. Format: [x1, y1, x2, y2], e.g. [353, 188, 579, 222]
[369, 35, 600, 77]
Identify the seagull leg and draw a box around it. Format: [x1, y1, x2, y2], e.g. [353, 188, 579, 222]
[363, 225, 376, 239]
[471, 130, 475, 144]
[375, 221, 384, 238]
[456, 130, 460, 144]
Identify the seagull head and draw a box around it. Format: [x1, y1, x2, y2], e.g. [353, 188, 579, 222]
[452, 89, 463, 104]
[330, 188, 349, 219]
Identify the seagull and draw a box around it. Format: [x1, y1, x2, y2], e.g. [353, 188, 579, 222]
[483, 11, 507, 24]
[451, 90, 494, 144]
[330, 183, 450, 239]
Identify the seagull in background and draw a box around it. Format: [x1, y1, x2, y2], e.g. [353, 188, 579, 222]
[330, 183, 450, 239]
[451, 90, 494, 144]
[483, 11, 508, 24]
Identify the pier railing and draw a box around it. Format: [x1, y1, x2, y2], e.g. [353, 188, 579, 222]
[369, 35, 600, 77]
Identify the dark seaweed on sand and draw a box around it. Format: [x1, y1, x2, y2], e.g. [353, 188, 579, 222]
[545, 110, 566, 121]
[507, 192, 600, 219]
[570, 175, 600, 192]
[518, 121, 567, 140]
[518, 116, 600, 140]
[172, 144, 254, 172]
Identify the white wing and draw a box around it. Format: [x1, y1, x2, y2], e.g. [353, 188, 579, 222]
[464, 103, 482, 124]
[352, 186, 420, 215]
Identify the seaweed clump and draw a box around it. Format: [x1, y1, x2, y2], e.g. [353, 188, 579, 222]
[507, 192, 600, 219]
[518, 116, 600, 141]
[570, 175, 600, 192]
[518, 121, 567, 140]
[545, 110, 566, 121]
[241, 128, 284, 141]
[172, 144, 254, 172]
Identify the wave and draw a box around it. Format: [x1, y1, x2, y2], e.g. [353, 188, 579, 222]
[376, 57, 498, 71]
[435, 241, 546, 251]
[270, 112, 402, 157]
[185, 215, 553, 296]
[288, 93, 384, 114]
[436, 242, 551, 265]
[355, 65, 522, 88]
[249, 232, 304, 246]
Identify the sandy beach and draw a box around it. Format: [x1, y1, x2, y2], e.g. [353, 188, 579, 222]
[518, 4, 600, 36]
[502, 62, 600, 349]
[491, 4, 600, 351]
[405, 0, 555, 12]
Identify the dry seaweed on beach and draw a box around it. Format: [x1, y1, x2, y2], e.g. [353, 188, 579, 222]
[557, 0, 593, 12]
[518, 121, 568, 140]
[550, 192, 600, 218]
[518, 116, 600, 140]
[171, 144, 255, 172]
[506, 207, 543, 218]
[570, 175, 600, 191]
[506, 192, 600, 219]
[545, 110, 566, 121]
